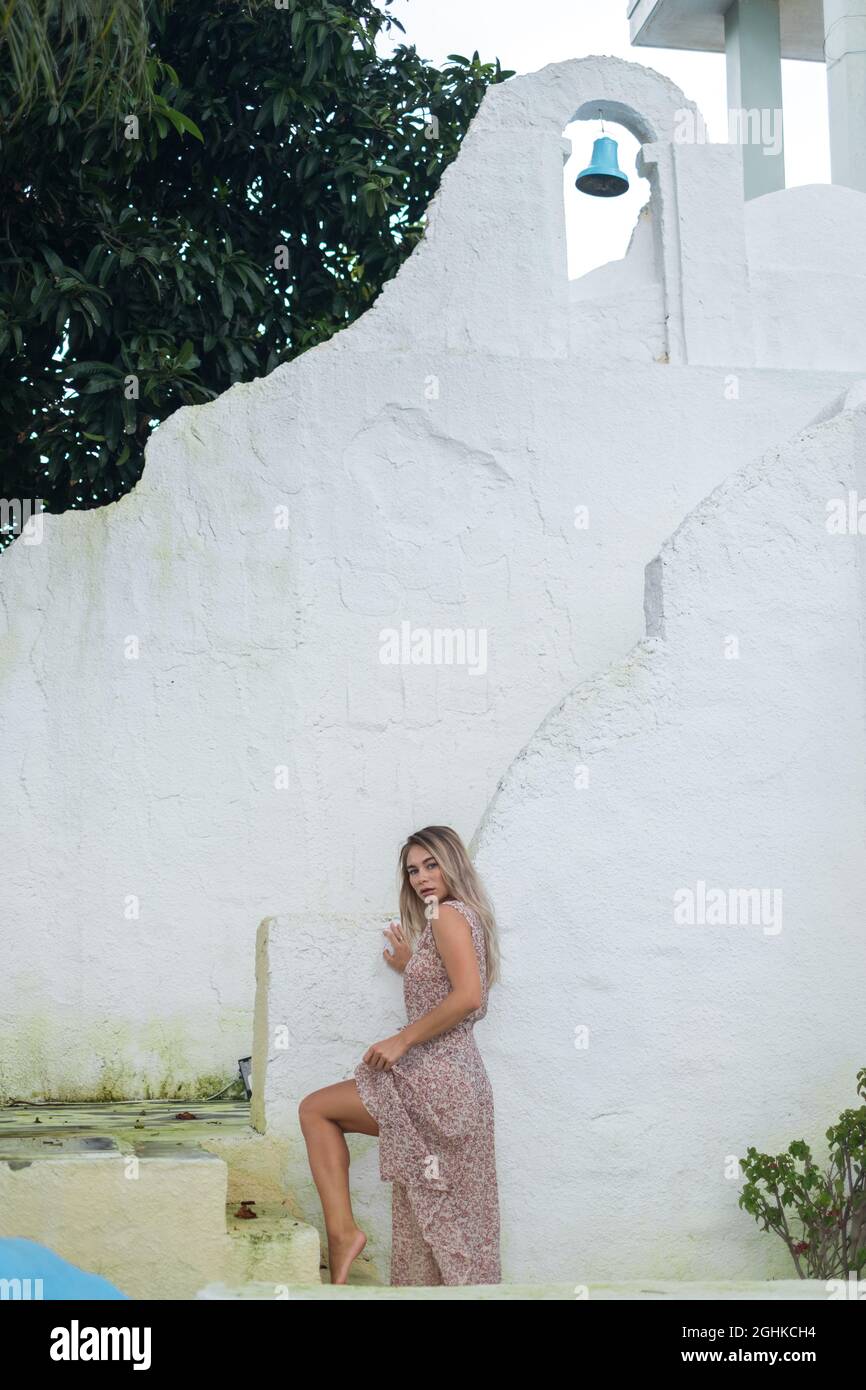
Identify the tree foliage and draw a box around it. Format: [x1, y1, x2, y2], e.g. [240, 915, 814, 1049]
[0, 0, 512, 533]
[1, 0, 158, 127]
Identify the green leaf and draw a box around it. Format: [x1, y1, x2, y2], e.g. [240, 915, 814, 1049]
[175, 339, 195, 367]
[66, 361, 124, 378]
[97, 254, 116, 287]
[80, 297, 103, 326]
[40, 246, 65, 275]
[77, 378, 118, 394]
[162, 105, 205, 142]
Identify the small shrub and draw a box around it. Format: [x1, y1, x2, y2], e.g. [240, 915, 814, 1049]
[738, 1066, 866, 1278]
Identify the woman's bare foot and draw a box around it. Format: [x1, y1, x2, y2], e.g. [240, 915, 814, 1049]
[327, 1225, 367, 1285]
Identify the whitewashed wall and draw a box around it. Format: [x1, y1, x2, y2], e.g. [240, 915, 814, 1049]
[470, 387, 866, 1281]
[252, 911, 402, 1283]
[256, 387, 866, 1282]
[1, 46, 865, 1231]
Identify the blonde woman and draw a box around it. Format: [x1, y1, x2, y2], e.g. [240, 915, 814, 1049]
[298, 825, 502, 1286]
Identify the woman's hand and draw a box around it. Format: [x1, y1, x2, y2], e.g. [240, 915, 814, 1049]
[362, 1032, 410, 1071]
[383, 919, 412, 973]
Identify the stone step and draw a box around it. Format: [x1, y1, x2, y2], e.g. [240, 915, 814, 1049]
[0, 1101, 288, 1205]
[0, 1134, 322, 1298]
[224, 1198, 326, 1288]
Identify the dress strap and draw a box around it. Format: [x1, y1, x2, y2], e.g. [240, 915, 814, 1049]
[441, 898, 477, 930]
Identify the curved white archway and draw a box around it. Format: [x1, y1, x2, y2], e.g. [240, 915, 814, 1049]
[563, 116, 650, 279]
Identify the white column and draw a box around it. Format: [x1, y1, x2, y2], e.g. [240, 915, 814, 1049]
[724, 0, 785, 200]
[824, 0, 866, 193]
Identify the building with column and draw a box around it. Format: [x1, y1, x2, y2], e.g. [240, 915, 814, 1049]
[629, 0, 866, 198]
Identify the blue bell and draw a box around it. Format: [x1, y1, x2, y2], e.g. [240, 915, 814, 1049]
[575, 135, 629, 198]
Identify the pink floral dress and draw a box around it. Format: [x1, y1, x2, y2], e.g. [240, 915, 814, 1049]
[354, 898, 501, 1286]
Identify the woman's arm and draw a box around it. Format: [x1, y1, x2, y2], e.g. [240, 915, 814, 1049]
[401, 904, 482, 1048]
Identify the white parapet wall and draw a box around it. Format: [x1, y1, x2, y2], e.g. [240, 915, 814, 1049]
[1, 54, 866, 1111]
[252, 911, 403, 1281]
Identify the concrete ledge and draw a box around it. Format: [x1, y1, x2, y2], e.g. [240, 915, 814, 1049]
[196, 1279, 850, 1300]
[0, 1100, 292, 1206]
[0, 1139, 322, 1298]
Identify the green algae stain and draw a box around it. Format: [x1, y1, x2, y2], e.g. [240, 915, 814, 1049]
[0, 1009, 250, 1104]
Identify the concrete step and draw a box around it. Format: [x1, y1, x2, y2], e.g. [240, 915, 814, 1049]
[0, 1100, 288, 1204]
[195, 1279, 855, 1301]
[0, 1134, 321, 1298]
[224, 1198, 324, 1288]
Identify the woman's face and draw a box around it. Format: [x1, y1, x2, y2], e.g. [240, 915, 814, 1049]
[405, 844, 449, 906]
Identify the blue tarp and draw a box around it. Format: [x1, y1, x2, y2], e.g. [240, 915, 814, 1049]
[0, 1237, 130, 1299]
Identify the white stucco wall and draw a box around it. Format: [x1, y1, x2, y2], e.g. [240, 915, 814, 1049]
[251, 911, 402, 1283]
[469, 387, 866, 1281]
[1, 51, 865, 1139]
[257, 386, 866, 1282]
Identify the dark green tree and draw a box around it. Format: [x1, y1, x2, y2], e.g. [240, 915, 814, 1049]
[1, 0, 160, 126]
[0, 0, 512, 540]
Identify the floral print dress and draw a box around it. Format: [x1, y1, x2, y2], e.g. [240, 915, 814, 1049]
[354, 898, 501, 1286]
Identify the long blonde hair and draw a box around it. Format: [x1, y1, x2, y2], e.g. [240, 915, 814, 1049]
[397, 825, 501, 988]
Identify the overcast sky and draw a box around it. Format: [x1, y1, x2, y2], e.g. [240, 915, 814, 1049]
[376, 0, 830, 278]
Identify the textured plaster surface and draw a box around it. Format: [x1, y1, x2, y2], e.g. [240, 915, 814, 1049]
[468, 391, 866, 1281]
[1, 55, 865, 1282]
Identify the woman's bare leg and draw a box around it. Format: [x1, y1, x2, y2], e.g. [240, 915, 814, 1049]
[298, 1079, 379, 1285]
